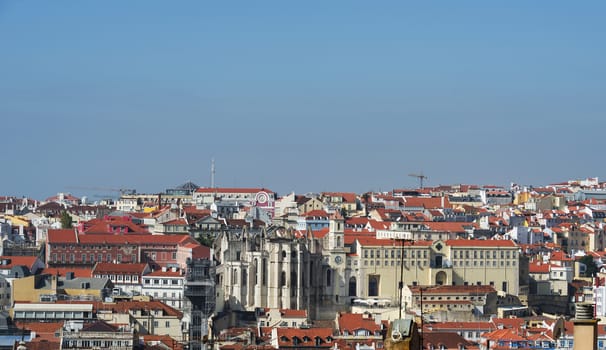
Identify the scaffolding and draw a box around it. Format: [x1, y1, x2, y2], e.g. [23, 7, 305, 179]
[184, 258, 216, 350]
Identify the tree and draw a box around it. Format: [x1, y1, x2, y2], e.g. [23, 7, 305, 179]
[579, 255, 599, 277]
[197, 233, 214, 248]
[60, 210, 73, 229]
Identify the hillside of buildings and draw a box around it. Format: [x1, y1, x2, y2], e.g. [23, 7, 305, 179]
[1, 177, 606, 349]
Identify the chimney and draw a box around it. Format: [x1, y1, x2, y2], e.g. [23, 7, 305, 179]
[573, 303, 598, 350]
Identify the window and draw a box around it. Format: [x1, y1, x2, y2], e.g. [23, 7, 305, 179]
[281, 271, 287, 287]
[107, 253, 112, 262]
[165, 321, 170, 328]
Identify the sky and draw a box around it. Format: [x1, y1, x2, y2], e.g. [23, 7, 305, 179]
[1, 1, 605, 200]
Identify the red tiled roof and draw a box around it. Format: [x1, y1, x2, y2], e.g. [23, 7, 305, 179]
[145, 269, 183, 277]
[162, 218, 188, 226]
[280, 309, 307, 318]
[338, 313, 381, 333]
[367, 220, 390, 230]
[529, 261, 550, 273]
[482, 328, 527, 341]
[550, 250, 574, 261]
[0, 256, 39, 270]
[47, 229, 78, 243]
[182, 206, 212, 215]
[322, 192, 357, 203]
[94, 300, 182, 318]
[39, 267, 93, 278]
[404, 196, 451, 209]
[304, 210, 329, 218]
[141, 335, 184, 350]
[15, 321, 63, 339]
[345, 217, 370, 225]
[275, 327, 334, 348]
[312, 228, 330, 239]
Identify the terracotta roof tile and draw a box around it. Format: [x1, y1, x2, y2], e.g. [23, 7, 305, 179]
[47, 229, 78, 243]
[338, 313, 382, 333]
[0, 256, 39, 270]
[40, 267, 93, 278]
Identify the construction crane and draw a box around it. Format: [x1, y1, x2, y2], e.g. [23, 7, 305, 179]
[408, 173, 428, 189]
[65, 186, 136, 196]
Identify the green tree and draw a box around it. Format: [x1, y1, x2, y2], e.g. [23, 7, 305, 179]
[197, 233, 214, 248]
[60, 210, 73, 229]
[579, 255, 599, 277]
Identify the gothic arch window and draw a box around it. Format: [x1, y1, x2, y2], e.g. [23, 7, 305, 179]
[368, 276, 379, 296]
[326, 269, 332, 287]
[291, 271, 297, 297]
[262, 258, 267, 286]
[349, 277, 357, 296]
[281, 271, 287, 287]
[254, 259, 258, 285]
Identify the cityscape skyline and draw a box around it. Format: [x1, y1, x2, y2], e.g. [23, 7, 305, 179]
[1, 1, 605, 199]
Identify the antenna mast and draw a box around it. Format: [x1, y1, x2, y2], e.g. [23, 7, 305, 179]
[210, 158, 216, 189]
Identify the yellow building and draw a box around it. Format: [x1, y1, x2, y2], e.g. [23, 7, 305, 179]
[11, 273, 113, 304]
[346, 237, 520, 305]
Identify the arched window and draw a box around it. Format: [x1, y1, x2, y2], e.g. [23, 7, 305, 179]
[281, 271, 287, 287]
[348, 277, 357, 296]
[326, 269, 332, 287]
[254, 259, 258, 285]
[368, 276, 379, 296]
[336, 236, 342, 247]
[262, 258, 267, 286]
[282, 251, 287, 260]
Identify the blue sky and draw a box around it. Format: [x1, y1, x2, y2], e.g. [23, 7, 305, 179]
[1, 1, 605, 199]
